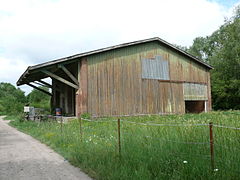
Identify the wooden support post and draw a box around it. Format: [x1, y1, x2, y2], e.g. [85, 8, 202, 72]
[76, 61, 81, 117]
[59, 65, 79, 86]
[41, 70, 79, 89]
[209, 122, 214, 170]
[38, 80, 53, 88]
[27, 83, 52, 96]
[33, 81, 46, 87]
[118, 118, 121, 156]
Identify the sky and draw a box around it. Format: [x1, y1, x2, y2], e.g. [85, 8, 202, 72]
[0, 0, 239, 94]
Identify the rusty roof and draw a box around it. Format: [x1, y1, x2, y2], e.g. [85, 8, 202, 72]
[17, 37, 213, 86]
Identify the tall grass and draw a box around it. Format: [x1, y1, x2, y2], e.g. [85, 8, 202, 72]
[10, 111, 240, 179]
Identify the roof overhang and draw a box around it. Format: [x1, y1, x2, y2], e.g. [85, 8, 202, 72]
[17, 37, 213, 86]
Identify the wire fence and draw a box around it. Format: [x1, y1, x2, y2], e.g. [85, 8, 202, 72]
[58, 116, 240, 175]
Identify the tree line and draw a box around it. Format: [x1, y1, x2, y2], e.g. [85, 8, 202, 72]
[186, 6, 240, 110]
[0, 82, 50, 116]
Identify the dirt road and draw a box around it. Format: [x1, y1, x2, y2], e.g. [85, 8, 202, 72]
[0, 116, 92, 180]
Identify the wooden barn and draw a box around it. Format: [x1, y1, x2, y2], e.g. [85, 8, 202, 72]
[17, 37, 212, 117]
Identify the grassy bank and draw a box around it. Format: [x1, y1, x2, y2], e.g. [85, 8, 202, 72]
[9, 111, 240, 179]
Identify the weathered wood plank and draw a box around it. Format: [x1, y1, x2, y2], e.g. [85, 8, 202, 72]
[38, 80, 52, 88]
[86, 42, 211, 117]
[41, 70, 79, 89]
[59, 65, 79, 86]
[27, 83, 52, 96]
[79, 58, 88, 114]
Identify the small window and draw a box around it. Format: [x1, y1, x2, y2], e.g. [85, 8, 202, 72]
[142, 55, 169, 80]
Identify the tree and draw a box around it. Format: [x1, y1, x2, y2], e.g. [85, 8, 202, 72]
[27, 86, 51, 111]
[187, 6, 240, 110]
[0, 82, 27, 115]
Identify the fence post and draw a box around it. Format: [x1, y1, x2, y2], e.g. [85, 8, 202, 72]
[60, 116, 63, 134]
[209, 122, 214, 170]
[79, 117, 83, 142]
[118, 118, 121, 156]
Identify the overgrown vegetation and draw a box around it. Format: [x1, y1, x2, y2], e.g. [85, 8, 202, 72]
[10, 111, 240, 179]
[27, 87, 51, 112]
[0, 83, 27, 115]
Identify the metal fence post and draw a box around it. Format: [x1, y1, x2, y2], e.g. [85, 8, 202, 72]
[209, 122, 214, 170]
[118, 118, 121, 156]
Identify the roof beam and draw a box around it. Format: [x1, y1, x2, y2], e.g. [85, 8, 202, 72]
[38, 80, 52, 88]
[32, 81, 41, 86]
[41, 70, 79, 89]
[33, 81, 52, 89]
[58, 64, 79, 85]
[27, 83, 52, 96]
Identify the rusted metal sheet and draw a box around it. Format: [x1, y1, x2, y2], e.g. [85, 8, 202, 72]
[142, 55, 169, 80]
[183, 83, 207, 100]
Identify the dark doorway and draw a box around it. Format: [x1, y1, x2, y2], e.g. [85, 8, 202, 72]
[185, 101, 205, 113]
[56, 90, 60, 108]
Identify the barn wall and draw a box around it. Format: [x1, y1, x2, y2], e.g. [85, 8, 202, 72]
[76, 58, 88, 117]
[207, 71, 212, 111]
[87, 41, 211, 117]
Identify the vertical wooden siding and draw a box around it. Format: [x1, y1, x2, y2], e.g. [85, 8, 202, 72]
[207, 71, 212, 111]
[76, 58, 88, 117]
[87, 42, 210, 117]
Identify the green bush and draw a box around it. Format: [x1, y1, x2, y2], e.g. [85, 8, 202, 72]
[0, 82, 27, 115]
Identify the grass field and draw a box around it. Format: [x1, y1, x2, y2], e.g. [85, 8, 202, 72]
[9, 111, 240, 179]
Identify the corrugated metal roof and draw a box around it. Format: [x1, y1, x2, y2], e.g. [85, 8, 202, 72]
[17, 37, 213, 86]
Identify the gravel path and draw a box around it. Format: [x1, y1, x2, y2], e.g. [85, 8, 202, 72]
[0, 116, 92, 180]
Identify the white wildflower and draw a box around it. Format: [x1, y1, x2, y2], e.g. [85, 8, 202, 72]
[214, 169, 219, 172]
[183, 161, 188, 164]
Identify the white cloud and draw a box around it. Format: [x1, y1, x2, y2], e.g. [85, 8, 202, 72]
[0, 57, 30, 85]
[0, 0, 239, 93]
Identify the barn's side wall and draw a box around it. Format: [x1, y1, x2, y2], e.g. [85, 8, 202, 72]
[86, 42, 211, 117]
[207, 71, 212, 111]
[76, 58, 88, 117]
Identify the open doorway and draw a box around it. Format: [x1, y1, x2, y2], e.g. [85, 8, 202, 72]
[185, 101, 205, 113]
